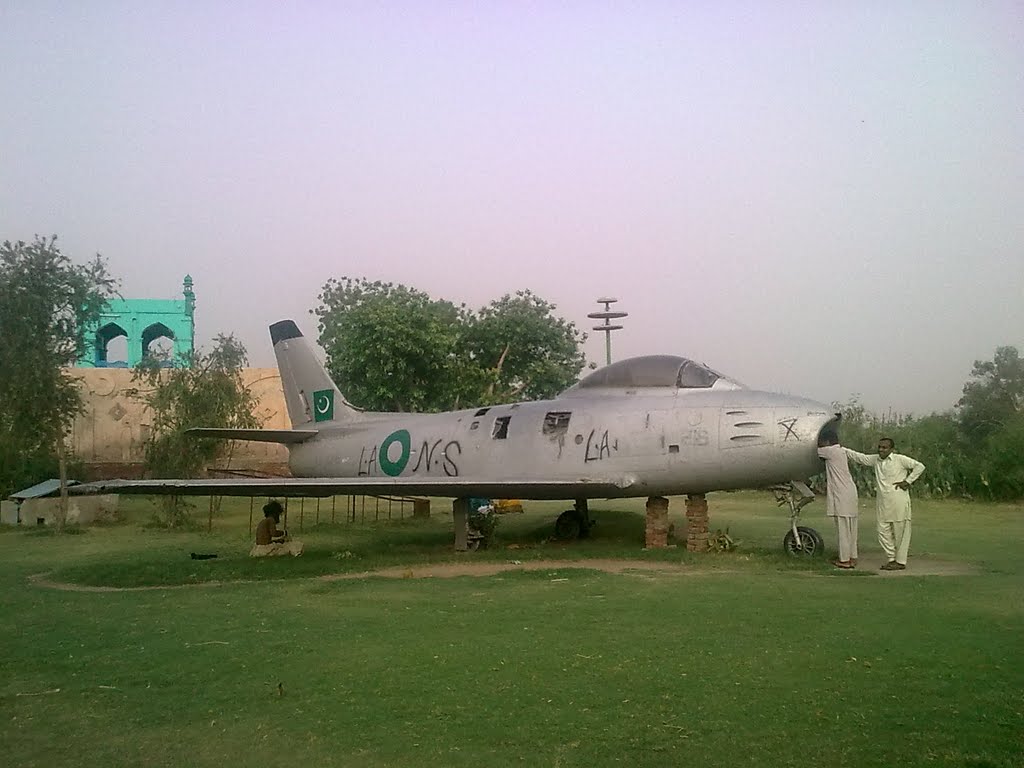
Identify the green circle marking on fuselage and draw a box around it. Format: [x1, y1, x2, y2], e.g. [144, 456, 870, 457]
[379, 429, 411, 476]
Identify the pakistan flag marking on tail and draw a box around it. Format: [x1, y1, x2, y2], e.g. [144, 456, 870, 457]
[312, 389, 334, 422]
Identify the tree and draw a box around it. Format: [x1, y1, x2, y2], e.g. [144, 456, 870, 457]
[972, 412, 1024, 500]
[315, 278, 479, 412]
[957, 346, 1024, 440]
[133, 334, 261, 526]
[314, 278, 587, 412]
[0, 236, 116, 499]
[465, 290, 587, 404]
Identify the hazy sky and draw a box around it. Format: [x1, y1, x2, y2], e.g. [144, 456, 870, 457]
[2, 2, 1021, 416]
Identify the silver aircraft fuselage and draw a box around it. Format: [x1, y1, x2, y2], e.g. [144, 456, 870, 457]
[286, 387, 836, 499]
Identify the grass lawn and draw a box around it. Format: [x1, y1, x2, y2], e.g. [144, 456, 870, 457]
[1, 493, 1021, 767]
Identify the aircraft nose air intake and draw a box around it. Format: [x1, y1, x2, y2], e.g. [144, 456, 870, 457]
[816, 412, 842, 444]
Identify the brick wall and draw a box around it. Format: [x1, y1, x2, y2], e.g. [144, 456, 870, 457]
[67, 368, 291, 476]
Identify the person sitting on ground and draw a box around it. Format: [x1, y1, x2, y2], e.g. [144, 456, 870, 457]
[250, 500, 304, 557]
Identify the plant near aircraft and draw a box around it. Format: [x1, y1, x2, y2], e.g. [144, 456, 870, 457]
[131, 334, 261, 526]
[706, 527, 738, 552]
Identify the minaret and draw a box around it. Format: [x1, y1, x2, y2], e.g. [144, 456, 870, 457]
[183, 275, 196, 357]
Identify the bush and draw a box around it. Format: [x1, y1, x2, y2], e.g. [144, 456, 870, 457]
[833, 397, 1024, 501]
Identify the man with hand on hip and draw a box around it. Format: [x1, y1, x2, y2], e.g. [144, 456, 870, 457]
[845, 438, 925, 570]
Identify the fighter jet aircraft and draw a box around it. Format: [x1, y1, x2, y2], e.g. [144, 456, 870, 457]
[69, 320, 838, 551]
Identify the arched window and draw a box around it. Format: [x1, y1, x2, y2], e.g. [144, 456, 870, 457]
[96, 323, 128, 367]
[141, 322, 176, 366]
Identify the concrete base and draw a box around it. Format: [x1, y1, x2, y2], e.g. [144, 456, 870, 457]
[452, 498, 469, 551]
[0, 500, 20, 525]
[413, 498, 431, 518]
[13, 495, 120, 526]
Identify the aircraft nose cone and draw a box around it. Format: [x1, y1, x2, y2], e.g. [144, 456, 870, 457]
[802, 402, 841, 443]
[779, 399, 837, 437]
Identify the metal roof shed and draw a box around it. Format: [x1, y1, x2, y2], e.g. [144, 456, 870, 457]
[8, 479, 79, 501]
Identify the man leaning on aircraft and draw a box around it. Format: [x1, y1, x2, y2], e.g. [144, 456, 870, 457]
[817, 432, 859, 569]
[844, 438, 925, 571]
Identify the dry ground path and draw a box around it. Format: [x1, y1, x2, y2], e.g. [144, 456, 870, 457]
[27, 556, 976, 593]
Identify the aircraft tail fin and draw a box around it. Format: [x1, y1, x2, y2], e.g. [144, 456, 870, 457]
[269, 320, 363, 427]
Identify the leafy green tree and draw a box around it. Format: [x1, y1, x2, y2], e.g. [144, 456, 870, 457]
[465, 290, 587, 404]
[0, 236, 116, 499]
[973, 412, 1024, 500]
[315, 278, 480, 412]
[957, 346, 1023, 440]
[314, 278, 587, 412]
[133, 334, 261, 526]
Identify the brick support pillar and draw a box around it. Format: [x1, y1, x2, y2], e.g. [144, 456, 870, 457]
[452, 498, 469, 552]
[685, 493, 709, 552]
[645, 496, 670, 549]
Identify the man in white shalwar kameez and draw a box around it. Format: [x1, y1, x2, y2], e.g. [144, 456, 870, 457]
[817, 433, 859, 568]
[844, 438, 925, 571]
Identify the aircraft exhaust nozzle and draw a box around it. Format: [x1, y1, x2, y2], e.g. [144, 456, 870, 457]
[269, 320, 362, 428]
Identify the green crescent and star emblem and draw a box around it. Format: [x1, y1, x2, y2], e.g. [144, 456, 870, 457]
[312, 389, 334, 422]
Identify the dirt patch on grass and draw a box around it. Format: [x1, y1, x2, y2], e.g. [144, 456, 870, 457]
[320, 558, 702, 581]
[28, 559, 707, 593]
[865, 558, 978, 577]
[28, 572, 234, 592]
[29, 555, 979, 593]
[323, 556, 980, 581]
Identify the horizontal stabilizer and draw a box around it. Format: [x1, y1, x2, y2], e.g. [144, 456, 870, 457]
[184, 428, 318, 444]
[59, 476, 636, 501]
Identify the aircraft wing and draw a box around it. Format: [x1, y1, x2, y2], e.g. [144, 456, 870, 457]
[62, 476, 637, 500]
[184, 428, 318, 444]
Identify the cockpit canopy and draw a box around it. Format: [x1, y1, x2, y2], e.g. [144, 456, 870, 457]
[567, 355, 743, 392]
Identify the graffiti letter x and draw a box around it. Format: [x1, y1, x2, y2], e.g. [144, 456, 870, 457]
[778, 418, 799, 441]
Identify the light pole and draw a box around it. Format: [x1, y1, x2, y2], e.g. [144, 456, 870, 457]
[588, 297, 628, 366]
